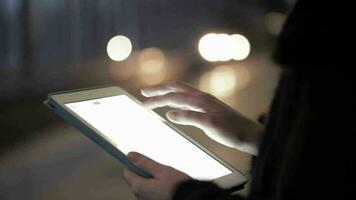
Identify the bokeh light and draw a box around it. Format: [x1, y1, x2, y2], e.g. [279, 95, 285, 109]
[198, 33, 251, 62]
[109, 52, 138, 81]
[138, 47, 167, 85]
[199, 65, 251, 98]
[209, 65, 237, 97]
[234, 65, 250, 90]
[199, 65, 236, 98]
[230, 34, 251, 60]
[107, 35, 132, 61]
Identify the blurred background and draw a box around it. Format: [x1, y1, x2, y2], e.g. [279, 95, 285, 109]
[0, 0, 295, 199]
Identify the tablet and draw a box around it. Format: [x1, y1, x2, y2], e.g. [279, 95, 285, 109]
[44, 86, 248, 191]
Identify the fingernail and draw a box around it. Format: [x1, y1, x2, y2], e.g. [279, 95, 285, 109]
[127, 152, 138, 163]
[167, 111, 178, 119]
[140, 89, 149, 97]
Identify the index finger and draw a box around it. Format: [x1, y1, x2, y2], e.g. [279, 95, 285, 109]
[140, 82, 200, 97]
[143, 92, 210, 112]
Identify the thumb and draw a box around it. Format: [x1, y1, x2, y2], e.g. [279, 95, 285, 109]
[127, 152, 167, 177]
[123, 168, 147, 189]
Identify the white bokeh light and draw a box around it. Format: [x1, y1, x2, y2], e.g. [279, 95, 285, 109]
[198, 33, 219, 62]
[107, 35, 132, 61]
[209, 65, 237, 97]
[230, 34, 251, 61]
[199, 65, 237, 98]
[138, 47, 166, 74]
[138, 47, 167, 85]
[198, 33, 251, 62]
[199, 65, 251, 98]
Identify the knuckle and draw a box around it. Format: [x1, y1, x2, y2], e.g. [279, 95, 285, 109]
[171, 81, 181, 87]
[172, 92, 187, 102]
[167, 92, 179, 98]
[163, 93, 177, 101]
[208, 115, 222, 127]
[182, 110, 193, 118]
[200, 93, 213, 101]
[169, 81, 182, 89]
[196, 93, 212, 106]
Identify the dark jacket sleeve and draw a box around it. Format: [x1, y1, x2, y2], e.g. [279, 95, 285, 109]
[173, 180, 245, 200]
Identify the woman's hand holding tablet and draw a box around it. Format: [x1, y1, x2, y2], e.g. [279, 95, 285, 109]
[44, 84, 248, 195]
[123, 151, 191, 200]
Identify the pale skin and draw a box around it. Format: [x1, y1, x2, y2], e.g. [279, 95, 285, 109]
[123, 82, 264, 200]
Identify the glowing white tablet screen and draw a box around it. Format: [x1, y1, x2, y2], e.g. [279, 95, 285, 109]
[66, 95, 232, 180]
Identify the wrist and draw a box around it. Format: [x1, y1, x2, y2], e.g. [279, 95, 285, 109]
[233, 115, 264, 155]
